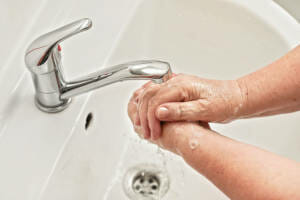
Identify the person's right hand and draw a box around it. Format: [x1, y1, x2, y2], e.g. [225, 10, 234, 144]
[134, 74, 246, 139]
[128, 91, 210, 154]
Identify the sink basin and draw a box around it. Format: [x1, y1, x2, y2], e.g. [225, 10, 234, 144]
[0, 0, 299, 199]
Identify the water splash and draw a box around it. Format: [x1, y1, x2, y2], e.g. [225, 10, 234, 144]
[156, 147, 167, 167]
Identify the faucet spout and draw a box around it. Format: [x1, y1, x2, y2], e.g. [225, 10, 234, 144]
[61, 60, 172, 99]
[25, 18, 172, 113]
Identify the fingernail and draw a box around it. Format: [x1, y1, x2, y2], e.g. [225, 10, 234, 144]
[157, 107, 169, 118]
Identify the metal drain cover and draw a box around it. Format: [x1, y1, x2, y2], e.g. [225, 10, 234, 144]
[123, 164, 170, 200]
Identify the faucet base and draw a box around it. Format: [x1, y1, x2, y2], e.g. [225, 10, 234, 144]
[35, 98, 72, 113]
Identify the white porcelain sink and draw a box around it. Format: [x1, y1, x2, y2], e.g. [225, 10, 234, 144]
[0, 0, 299, 199]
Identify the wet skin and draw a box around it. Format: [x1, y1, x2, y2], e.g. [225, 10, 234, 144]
[128, 45, 300, 199]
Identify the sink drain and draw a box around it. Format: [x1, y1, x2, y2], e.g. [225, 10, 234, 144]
[132, 171, 160, 196]
[123, 164, 169, 200]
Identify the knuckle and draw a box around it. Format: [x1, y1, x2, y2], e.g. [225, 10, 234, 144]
[143, 85, 160, 100]
[167, 77, 178, 84]
[148, 98, 158, 108]
[175, 86, 187, 101]
[133, 90, 140, 98]
[142, 88, 153, 99]
[177, 104, 184, 118]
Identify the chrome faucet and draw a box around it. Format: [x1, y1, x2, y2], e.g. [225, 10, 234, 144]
[25, 18, 172, 113]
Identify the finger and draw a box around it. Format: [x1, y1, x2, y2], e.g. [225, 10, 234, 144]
[134, 114, 141, 126]
[147, 101, 161, 140]
[138, 84, 161, 139]
[133, 80, 153, 101]
[128, 95, 138, 123]
[128, 94, 144, 137]
[133, 86, 148, 125]
[133, 87, 145, 102]
[147, 85, 187, 139]
[138, 76, 185, 139]
[155, 101, 206, 121]
[133, 124, 143, 137]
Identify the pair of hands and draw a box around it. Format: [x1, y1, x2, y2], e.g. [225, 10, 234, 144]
[128, 73, 245, 141]
[126, 47, 300, 200]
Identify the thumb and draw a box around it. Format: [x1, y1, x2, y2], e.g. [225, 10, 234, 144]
[155, 101, 202, 121]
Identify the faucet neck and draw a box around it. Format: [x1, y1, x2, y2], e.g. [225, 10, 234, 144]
[31, 57, 171, 113]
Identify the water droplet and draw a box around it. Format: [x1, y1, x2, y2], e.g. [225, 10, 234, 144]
[189, 139, 199, 150]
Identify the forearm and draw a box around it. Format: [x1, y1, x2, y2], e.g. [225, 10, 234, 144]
[237, 45, 300, 118]
[159, 123, 300, 200]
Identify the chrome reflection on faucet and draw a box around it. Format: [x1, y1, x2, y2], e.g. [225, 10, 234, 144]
[24, 18, 172, 113]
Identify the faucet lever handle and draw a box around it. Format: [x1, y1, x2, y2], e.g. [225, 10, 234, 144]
[25, 18, 92, 71]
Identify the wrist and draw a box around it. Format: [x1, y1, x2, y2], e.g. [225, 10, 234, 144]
[166, 122, 209, 157]
[157, 122, 187, 155]
[234, 78, 250, 119]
